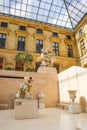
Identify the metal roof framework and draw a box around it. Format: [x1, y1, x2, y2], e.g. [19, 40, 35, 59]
[0, 0, 87, 30]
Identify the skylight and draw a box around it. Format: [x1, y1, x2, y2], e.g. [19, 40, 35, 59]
[0, 0, 87, 30]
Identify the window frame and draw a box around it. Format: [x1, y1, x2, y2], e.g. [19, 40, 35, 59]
[1, 22, 8, 28]
[0, 33, 6, 49]
[66, 35, 71, 40]
[36, 39, 43, 53]
[17, 36, 26, 51]
[67, 44, 73, 58]
[52, 42, 59, 56]
[19, 25, 26, 31]
[52, 32, 58, 37]
[37, 29, 43, 34]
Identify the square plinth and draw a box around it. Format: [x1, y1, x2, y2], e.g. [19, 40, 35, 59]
[14, 99, 38, 119]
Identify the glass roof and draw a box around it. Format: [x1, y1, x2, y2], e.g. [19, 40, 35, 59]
[0, 0, 87, 30]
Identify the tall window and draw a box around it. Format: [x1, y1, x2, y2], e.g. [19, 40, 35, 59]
[36, 39, 43, 53]
[52, 42, 59, 56]
[67, 45, 73, 57]
[0, 33, 6, 49]
[17, 36, 25, 51]
[80, 39, 85, 56]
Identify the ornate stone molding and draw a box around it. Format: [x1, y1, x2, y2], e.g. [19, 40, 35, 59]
[50, 37, 61, 43]
[33, 34, 46, 40]
[15, 30, 29, 37]
[0, 27, 10, 35]
[64, 39, 75, 45]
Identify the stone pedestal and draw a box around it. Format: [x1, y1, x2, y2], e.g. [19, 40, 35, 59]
[38, 91, 45, 108]
[14, 99, 38, 119]
[39, 99, 45, 108]
[68, 103, 80, 114]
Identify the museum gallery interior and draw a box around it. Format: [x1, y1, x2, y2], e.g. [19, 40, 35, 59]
[0, 0, 87, 130]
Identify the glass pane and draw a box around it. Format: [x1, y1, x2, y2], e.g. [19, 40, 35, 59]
[51, 5, 56, 12]
[22, 37, 25, 42]
[3, 35, 6, 39]
[38, 9, 44, 15]
[16, 10, 20, 16]
[16, 3, 21, 10]
[10, 1, 15, 8]
[22, 0, 27, 4]
[32, 7, 38, 13]
[0, 1, 3, 5]
[22, 4, 26, 11]
[40, 2, 45, 8]
[33, 0, 39, 7]
[45, 3, 51, 10]
[10, 8, 15, 15]
[49, 12, 54, 17]
[31, 13, 37, 19]
[21, 11, 25, 17]
[43, 10, 49, 16]
[4, 0, 9, 6]
[3, 7, 9, 14]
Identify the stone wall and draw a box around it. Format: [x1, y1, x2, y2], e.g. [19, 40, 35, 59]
[0, 68, 59, 109]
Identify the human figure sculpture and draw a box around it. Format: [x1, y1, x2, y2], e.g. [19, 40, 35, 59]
[18, 74, 33, 99]
[37, 47, 56, 67]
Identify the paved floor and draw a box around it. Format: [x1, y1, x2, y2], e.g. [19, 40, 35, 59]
[0, 107, 87, 130]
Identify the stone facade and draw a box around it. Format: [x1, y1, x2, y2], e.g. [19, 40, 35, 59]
[74, 16, 87, 68]
[0, 15, 79, 72]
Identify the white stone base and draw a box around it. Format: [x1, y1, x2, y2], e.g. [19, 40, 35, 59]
[68, 103, 80, 114]
[38, 99, 45, 108]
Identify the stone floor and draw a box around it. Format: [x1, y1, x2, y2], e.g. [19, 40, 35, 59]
[0, 107, 87, 130]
